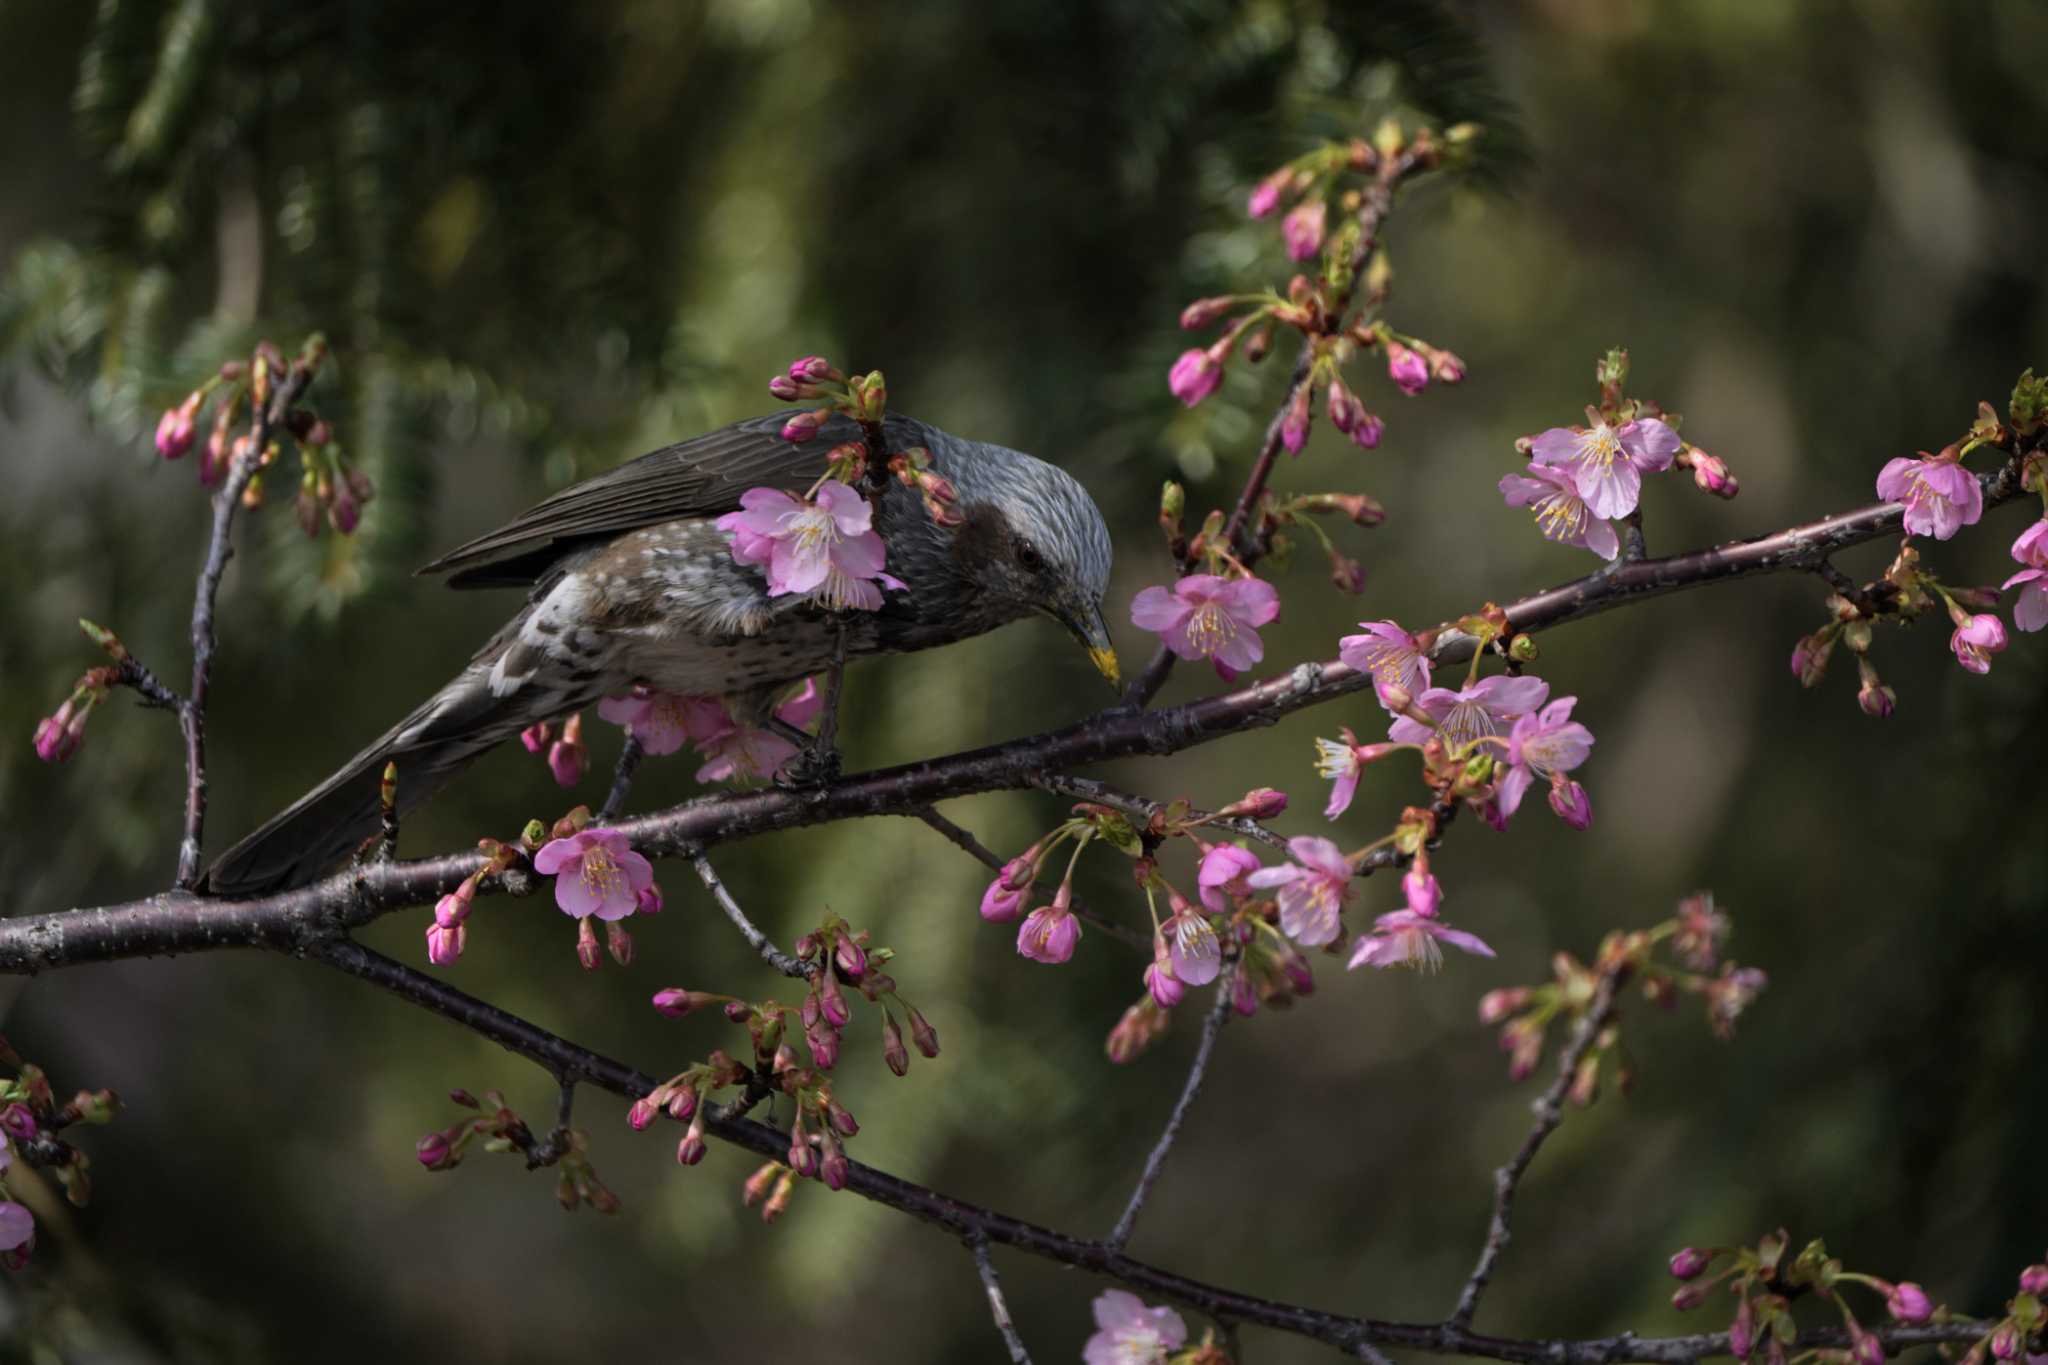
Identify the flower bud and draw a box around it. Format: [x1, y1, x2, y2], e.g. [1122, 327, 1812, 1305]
[635, 883, 664, 915]
[606, 921, 633, 966]
[1671, 1282, 1710, 1311]
[804, 1019, 840, 1070]
[576, 918, 601, 971]
[780, 409, 828, 443]
[833, 933, 867, 980]
[768, 374, 800, 400]
[1548, 778, 1593, 831]
[1989, 1323, 2020, 1361]
[416, 1132, 454, 1170]
[743, 1162, 781, 1206]
[1884, 1282, 1932, 1323]
[1220, 788, 1288, 820]
[881, 1008, 910, 1076]
[1669, 1247, 1712, 1280]
[675, 1128, 707, 1166]
[425, 922, 465, 966]
[519, 721, 554, 754]
[1478, 987, 1530, 1026]
[906, 1005, 940, 1059]
[627, 1098, 659, 1131]
[1179, 296, 1238, 330]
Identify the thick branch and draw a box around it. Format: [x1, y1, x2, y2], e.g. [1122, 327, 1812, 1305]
[4, 455, 2026, 974]
[306, 937, 1993, 1364]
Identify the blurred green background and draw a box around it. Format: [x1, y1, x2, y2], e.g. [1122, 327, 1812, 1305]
[2, 1, 2044, 1361]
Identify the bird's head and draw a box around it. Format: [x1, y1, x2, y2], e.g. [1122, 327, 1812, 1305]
[944, 443, 1119, 686]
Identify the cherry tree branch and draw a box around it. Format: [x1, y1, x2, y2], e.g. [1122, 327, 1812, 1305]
[1107, 958, 1237, 1253]
[690, 853, 813, 979]
[1448, 971, 1623, 1329]
[2, 451, 2027, 976]
[303, 934, 1994, 1364]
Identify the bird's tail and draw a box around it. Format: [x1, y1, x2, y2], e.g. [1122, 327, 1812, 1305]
[204, 657, 598, 897]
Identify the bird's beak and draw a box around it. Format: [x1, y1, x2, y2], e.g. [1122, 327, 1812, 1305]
[1054, 597, 1122, 689]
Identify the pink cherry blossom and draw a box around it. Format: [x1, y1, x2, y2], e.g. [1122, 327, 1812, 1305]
[1016, 893, 1081, 964]
[1532, 416, 1679, 520]
[532, 828, 654, 921]
[1247, 168, 1290, 219]
[1163, 899, 1221, 986]
[1385, 340, 1430, 395]
[0, 1202, 33, 1253]
[1499, 463, 1620, 560]
[1950, 611, 2007, 673]
[1246, 836, 1354, 948]
[1084, 1290, 1187, 1365]
[155, 397, 198, 460]
[597, 688, 732, 756]
[1129, 574, 1281, 680]
[1282, 199, 1326, 262]
[1347, 908, 1494, 972]
[1886, 1282, 1933, 1324]
[692, 680, 822, 783]
[1498, 697, 1595, 820]
[1144, 949, 1186, 1009]
[979, 872, 1029, 923]
[715, 482, 894, 610]
[1548, 779, 1593, 830]
[1168, 347, 1223, 406]
[1314, 730, 1397, 819]
[1876, 454, 1983, 540]
[2005, 521, 2048, 631]
[1388, 675, 1551, 748]
[1195, 842, 1260, 911]
[1338, 620, 1432, 708]
[1402, 866, 1441, 918]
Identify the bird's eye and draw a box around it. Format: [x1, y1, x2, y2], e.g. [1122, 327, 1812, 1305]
[1016, 541, 1045, 572]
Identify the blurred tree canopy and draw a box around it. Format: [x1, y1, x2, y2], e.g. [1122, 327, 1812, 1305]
[1, 2, 2044, 1363]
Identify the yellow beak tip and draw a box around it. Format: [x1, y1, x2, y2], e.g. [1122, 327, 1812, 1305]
[1089, 645, 1123, 688]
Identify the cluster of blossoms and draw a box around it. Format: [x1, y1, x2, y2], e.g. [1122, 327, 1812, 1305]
[1500, 350, 1735, 563]
[1171, 118, 1468, 462]
[425, 808, 662, 970]
[1479, 894, 1765, 1089]
[1669, 1231, 2045, 1365]
[0, 1040, 120, 1270]
[633, 920, 936, 1203]
[415, 1087, 618, 1213]
[152, 337, 364, 529]
[1796, 386, 2048, 715]
[521, 679, 825, 793]
[1082, 1289, 1232, 1365]
[713, 355, 957, 616]
[31, 659, 118, 766]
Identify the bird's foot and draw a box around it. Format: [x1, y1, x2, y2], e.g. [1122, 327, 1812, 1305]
[774, 742, 842, 789]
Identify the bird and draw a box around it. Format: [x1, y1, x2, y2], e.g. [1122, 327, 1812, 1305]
[204, 412, 1117, 896]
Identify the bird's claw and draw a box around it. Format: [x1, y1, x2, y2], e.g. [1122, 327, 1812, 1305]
[774, 743, 842, 790]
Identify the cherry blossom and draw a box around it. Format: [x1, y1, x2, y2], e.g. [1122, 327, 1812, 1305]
[533, 828, 655, 921]
[1163, 898, 1222, 986]
[693, 680, 822, 783]
[1083, 1290, 1187, 1365]
[1168, 346, 1224, 406]
[1949, 611, 2007, 674]
[1875, 452, 1983, 540]
[1282, 198, 1326, 262]
[1533, 415, 1679, 520]
[1385, 339, 1430, 396]
[1129, 574, 1281, 680]
[1337, 620, 1431, 708]
[1347, 909, 1494, 972]
[716, 482, 896, 610]
[1498, 697, 1595, 821]
[1017, 886, 1081, 964]
[1388, 675, 1551, 748]
[2004, 520, 2048, 632]
[1246, 836, 1354, 948]
[1314, 729, 1397, 819]
[597, 688, 732, 756]
[1195, 842, 1260, 912]
[1499, 462, 1620, 560]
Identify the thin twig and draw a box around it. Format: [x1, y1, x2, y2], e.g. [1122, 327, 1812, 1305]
[910, 805, 1149, 950]
[1035, 773, 1290, 854]
[599, 736, 644, 823]
[304, 937, 1993, 1364]
[1446, 971, 1623, 1329]
[1107, 958, 1237, 1252]
[691, 853, 813, 979]
[175, 356, 317, 888]
[969, 1232, 1034, 1364]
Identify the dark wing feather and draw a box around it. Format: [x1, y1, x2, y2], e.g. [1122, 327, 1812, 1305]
[419, 412, 929, 589]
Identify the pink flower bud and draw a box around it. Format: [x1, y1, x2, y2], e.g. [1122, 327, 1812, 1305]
[1231, 970, 1261, 1017]
[1728, 1300, 1754, 1359]
[1327, 375, 1366, 435]
[1145, 953, 1186, 1010]
[606, 921, 633, 966]
[901, 1005, 938, 1059]
[32, 709, 80, 764]
[329, 485, 360, 534]
[1478, 987, 1530, 1025]
[768, 374, 800, 400]
[415, 1132, 453, 1169]
[780, 409, 827, 443]
[1548, 778, 1593, 830]
[1885, 1282, 1933, 1324]
[432, 893, 468, 930]
[154, 398, 199, 460]
[425, 923, 465, 966]
[789, 355, 834, 382]
[667, 1081, 698, 1122]
[675, 1129, 707, 1166]
[1222, 787, 1288, 820]
[1168, 348, 1224, 407]
[804, 1020, 840, 1070]
[1016, 900, 1081, 964]
[979, 874, 1029, 923]
[1989, 1323, 2020, 1361]
[547, 736, 585, 787]
[833, 934, 866, 979]
[1179, 296, 1237, 330]
[817, 973, 851, 1029]
[519, 721, 554, 754]
[1281, 382, 1312, 454]
[1949, 612, 2007, 674]
[1247, 167, 1290, 219]
[651, 987, 707, 1018]
[1346, 410, 1385, 451]
[1282, 199, 1326, 262]
[635, 883, 664, 915]
[1671, 1282, 1708, 1311]
[576, 918, 601, 971]
[1429, 349, 1467, 383]
[1669, 1247, 1711, 1280]
[1849, 1331, 1884, 1365]
[627, 1098, 659, 1131]
[1385, 341, 1430, 396]
[1857, 681, 1897, 718]
[881, 1009, 910, 1076]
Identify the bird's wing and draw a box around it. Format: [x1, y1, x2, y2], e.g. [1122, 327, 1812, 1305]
[420, 412, 922, 590]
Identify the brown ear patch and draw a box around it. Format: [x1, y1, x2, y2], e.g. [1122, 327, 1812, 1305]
[948, 501, 1014, 569]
